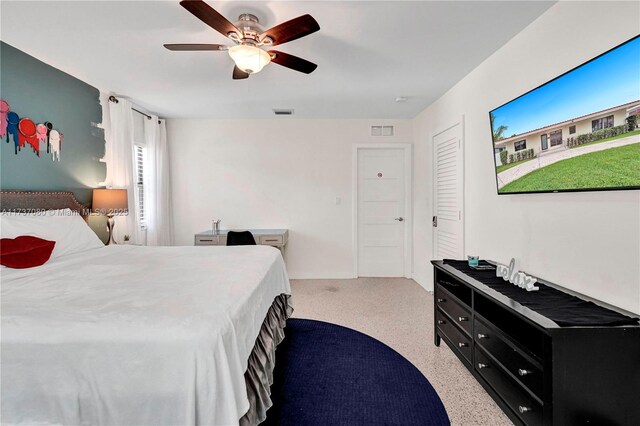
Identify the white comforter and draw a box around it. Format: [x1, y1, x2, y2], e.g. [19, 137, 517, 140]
[1, 245, 290, 426]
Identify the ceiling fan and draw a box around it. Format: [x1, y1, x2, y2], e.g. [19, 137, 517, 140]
[164, 0, 320, 79]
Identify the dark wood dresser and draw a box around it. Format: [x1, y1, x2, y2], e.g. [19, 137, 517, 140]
[432, 260, 640, 426]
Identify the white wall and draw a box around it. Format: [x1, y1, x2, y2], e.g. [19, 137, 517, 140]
[167, 119, 411, 279]
[412, 1, 640, 314]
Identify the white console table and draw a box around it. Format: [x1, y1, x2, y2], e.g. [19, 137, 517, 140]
[194, 229, 289, 255]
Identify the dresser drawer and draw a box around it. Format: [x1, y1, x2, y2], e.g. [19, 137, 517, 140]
[436, 309, 472, 364]
[436, 287, 472, 336]
[475, 347, 543, 426]
[195, 235, 224, 245]
[475, 318, 543, 398]
[260, 235, 283, 245]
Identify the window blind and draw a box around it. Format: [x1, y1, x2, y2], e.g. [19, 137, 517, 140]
[135, 145, 146, 228]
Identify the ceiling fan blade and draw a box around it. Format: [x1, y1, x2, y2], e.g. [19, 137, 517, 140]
[233, 66, 250, 80]
[261, 14, 320, 46]
[164, 43, 228, 51]
[269, 50, 317, 74]
[180, 0, 241, 39]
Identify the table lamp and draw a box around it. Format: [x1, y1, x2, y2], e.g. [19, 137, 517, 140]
[92, 189, 128, 245]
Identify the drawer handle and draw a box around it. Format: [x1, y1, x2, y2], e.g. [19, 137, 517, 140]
[518, 369, 532, 376]
[264, 239, 279, 242]
[199, 239, 213, 242]
[518, 406, 533, 414]
[477, 363, 489, 369]
[437, 298, 446, 303]
[437, 320, 446, 325]
[458, 316, 469, 322]
[477, 333, 489, 339]
[458, 342, 468, 348]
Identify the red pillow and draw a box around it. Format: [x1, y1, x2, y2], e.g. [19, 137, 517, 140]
[0, 236, 56, 268]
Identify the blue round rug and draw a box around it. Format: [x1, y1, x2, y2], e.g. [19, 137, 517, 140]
[263, 319, 450, 426]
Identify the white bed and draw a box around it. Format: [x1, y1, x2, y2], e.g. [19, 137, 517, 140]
[1, 194, 291, 426]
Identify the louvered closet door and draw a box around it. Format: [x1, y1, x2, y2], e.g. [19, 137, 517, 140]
[432, 122, 464, 260]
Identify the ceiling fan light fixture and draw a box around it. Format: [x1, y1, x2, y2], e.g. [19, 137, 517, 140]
[228, 45, 271, 74]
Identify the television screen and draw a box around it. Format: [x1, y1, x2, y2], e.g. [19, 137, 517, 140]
[490, 35, 640, 194]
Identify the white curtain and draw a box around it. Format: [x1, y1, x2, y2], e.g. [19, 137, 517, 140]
[106, 98, 144, 244]
[144, 117, 174, 246]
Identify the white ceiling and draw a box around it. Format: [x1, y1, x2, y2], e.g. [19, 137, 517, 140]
[1, 1, 554, 119]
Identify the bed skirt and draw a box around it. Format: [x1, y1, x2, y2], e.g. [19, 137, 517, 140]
[240, 294, 293, 426]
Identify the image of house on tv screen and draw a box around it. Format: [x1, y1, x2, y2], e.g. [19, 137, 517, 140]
[490, 36, 640, 194]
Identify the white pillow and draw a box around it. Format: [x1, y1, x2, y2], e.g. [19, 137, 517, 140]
[1, 208, 104, 259]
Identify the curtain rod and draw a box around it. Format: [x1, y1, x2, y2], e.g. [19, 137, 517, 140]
[108, 95, 161, 123]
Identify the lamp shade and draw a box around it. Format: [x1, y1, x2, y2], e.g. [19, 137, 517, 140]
[92, 189, 128, 215]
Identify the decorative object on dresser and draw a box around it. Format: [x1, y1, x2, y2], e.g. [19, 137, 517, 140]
[495, 258, 539, 291]
[92, 189, 128, 245]
[432, 259, 640, 426]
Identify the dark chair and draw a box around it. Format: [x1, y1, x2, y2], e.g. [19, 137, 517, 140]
[226, 230, 257, 246]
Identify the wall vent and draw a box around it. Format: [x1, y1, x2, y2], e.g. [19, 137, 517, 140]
[273, 109, 294, 116]
[371, 125, 394, 137]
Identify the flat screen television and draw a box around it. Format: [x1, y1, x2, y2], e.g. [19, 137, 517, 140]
[490, 35, 640, 194]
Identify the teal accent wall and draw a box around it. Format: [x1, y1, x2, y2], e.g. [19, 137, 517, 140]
[0, 42, 106, 206]
[1, 42, 109, 242]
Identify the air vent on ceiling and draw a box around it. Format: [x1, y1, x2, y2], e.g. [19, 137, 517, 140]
[371, 125, 394, 137]
[273, 109, 295, 116]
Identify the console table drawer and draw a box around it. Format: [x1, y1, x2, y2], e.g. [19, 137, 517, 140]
[475, 348, 543, 426]
[436, 309, 472, 364]
[475, 319, 543, 398]
[436, 287, 472, 336]
[195, 235, 223, 245]
[260, 235, 284, 245]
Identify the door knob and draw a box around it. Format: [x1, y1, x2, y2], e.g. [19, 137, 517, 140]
[395, 217, 404, 222]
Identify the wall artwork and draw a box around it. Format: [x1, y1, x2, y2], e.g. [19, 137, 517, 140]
[1, 99, 63, 161]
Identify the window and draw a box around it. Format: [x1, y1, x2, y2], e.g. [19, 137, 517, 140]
[134, 145, 146, 228]
[132, 113, 148, 229]
[592, 115, 614, 131]
[550, 129, 563, 147]
[514, 140, 526, 151]
[569, 125, 576, 134]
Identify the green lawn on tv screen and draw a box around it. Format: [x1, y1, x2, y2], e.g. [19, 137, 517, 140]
[500, 143, 640, 193]
[495, 157, 535, 174]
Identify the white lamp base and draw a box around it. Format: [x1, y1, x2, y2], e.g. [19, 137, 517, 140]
[106, 214, 117, 245]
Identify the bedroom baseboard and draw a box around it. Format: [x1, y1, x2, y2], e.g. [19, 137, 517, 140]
[289, 273, 419, 281]
[288, 273, 356, 280]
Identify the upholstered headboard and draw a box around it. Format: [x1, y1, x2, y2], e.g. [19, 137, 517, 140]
[0, 190, 91, 221]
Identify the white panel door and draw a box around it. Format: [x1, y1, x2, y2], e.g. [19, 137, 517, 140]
[357, 148, 406, 276]
[432, 122, 464, 259]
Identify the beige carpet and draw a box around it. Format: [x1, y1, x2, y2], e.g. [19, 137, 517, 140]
[290, 277, 513, 426]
